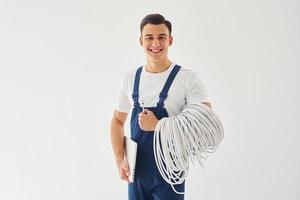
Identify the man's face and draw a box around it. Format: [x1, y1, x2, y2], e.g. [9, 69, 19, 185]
[140, 24, 173, 62]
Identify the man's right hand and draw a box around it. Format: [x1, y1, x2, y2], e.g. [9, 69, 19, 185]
[117, 160, 131, 183]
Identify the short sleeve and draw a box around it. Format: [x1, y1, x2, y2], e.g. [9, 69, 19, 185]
[115, 75, 131, 113]
[186, 72, 209, 105]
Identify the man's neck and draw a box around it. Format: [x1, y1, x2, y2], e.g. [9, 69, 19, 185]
[145, 59, 172, 73]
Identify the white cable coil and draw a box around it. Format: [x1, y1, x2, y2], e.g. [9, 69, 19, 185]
[153, 103, 224, 194]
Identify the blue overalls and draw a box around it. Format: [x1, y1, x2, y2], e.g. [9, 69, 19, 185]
[128, 65, 185, 200]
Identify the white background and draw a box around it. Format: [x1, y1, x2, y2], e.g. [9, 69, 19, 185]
[1, 0, 299, 200]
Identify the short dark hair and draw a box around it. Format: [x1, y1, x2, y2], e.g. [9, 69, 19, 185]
[140, 14, 172, 35]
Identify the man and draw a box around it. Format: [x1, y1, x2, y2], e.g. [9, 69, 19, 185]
[110, 13, 212, 200]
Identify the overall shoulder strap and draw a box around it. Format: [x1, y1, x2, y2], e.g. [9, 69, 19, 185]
[132, 66, 143, 107]
[157, 65, 181, 107]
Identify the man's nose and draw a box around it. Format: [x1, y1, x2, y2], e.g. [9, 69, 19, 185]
[151, 39, 160, 47]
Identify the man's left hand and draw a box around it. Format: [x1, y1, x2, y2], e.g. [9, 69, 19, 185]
[138, 109, 159, 131]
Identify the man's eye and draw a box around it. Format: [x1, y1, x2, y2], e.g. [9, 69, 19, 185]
[159, 37, 166, 40]
[145, 37, 153, 40]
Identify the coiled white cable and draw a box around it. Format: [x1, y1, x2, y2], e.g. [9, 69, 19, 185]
[153, 103, 224, 194]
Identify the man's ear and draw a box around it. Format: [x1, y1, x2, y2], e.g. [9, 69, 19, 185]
[169, 36, 173, 46]
[140, 36, 143, 46]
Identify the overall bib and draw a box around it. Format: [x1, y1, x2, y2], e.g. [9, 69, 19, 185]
[128, 65, 185, 200]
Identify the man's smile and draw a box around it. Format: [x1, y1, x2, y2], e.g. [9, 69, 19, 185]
[149, 48, 163, 54]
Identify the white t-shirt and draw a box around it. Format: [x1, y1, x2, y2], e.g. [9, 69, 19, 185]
[116, 63, 209, 116]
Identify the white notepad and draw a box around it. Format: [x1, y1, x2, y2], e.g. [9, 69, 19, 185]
[124, 136, 137, 183]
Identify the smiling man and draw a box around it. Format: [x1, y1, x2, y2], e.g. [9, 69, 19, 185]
[110, 14, 211, 200]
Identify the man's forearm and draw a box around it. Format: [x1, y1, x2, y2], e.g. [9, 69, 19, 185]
[110, 119, 125, 165]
